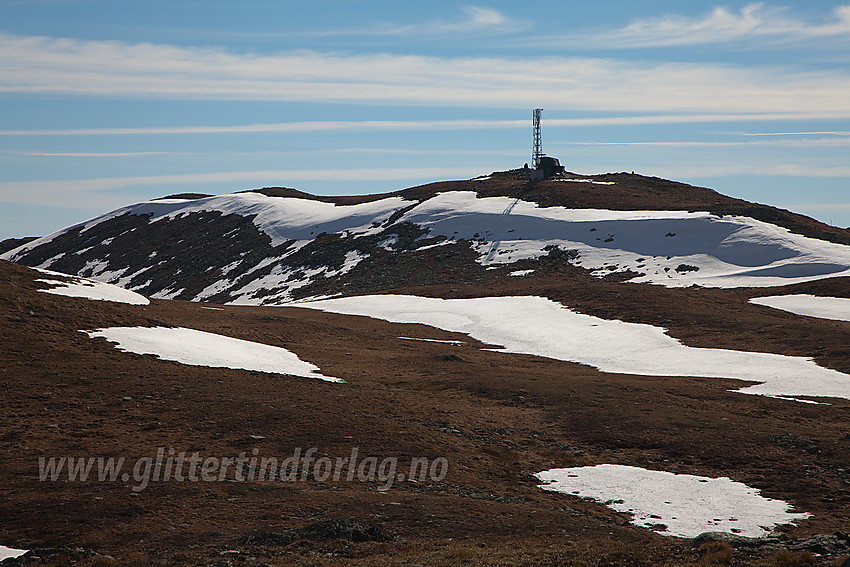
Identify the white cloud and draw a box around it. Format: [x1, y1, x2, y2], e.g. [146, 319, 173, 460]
[568, 137, 850, 148]
[0, 119, 527, 136]
[2, 33, 850, 116]
[562, 3, 850, 48]
[458, 6, 508, 29]
[188, 6, 520, 41]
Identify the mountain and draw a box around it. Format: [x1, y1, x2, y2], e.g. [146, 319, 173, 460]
[3, 170, 850, 565]
[3, 170, 850, 305]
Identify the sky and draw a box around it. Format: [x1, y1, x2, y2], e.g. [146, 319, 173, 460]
[1, 0, 849, 241]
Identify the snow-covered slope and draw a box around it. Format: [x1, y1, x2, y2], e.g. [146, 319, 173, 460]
[297, 294, 850, 401]
[4, 186, 850, 305]
[397, 191, 850, 287]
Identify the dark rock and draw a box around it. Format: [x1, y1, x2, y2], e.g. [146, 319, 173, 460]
[690, 532, 762, 548]
[0, 237, 38, 256]
[438, 353, 464, 362]
[692, 531, 850, 558]
[788, 533, 850, 555]
[772, 432, 816, 449]
[153, 193, 212, 200]
[298, 518, 383, 542]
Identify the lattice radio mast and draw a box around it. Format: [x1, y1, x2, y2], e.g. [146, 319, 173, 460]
[532, 108, 543, 168]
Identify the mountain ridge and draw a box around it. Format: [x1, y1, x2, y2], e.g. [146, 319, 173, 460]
[3, 171, 850, 306]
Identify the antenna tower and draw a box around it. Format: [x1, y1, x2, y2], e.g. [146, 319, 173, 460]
[532, 108, 543, 168]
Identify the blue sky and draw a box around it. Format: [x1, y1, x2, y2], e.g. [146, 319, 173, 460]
[1, 0, 849, 241]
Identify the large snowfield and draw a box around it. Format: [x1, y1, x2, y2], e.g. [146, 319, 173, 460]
[536, 464, 810, 538]
[83, 326, 342, 382]
[5, 190, 850, 303]
[397, 192, 850, 288]
[298, 294, 850, 401]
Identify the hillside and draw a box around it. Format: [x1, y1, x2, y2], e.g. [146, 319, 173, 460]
[2, 171, 850, 566]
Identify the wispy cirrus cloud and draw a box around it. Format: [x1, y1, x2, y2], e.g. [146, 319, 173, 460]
[4, 114, 847, 137]
[202, 6, 521, 40]
[545, 3, 850, 48]
[2, 32, 850, 116]
[22, 151, 168, 157]
[0, 119, 528, 137]
[374, 6, 517, 35]
[567, 137, 850, 148]
[740, 130, 850, 136]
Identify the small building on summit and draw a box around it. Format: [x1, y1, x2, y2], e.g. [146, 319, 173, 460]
[527, 156, 564, 182]
[537, 156, 564, 179]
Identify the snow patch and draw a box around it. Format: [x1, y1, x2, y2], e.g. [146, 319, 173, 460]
[334, 249, 368, 276]
[83, 326, 342, 382]
[133, 192, 411, 247]
[377, 236, 399, 251]
[554, 178, 616, 185]
[413, 239, 457, 252]
[219, 259, 245, 277]
[151, 287, 185, 300]
[35, 268, 149, 305]
[298, 294, 850, 401]
[763, 395, 827, 405]
[536, 464, 809, 538]
[509, 269, 535, 277]
[750, 294, 850, 322]
[195, 277, 237, 301]
[0, 546, 28, 561]
[398, 336, 464, 345]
